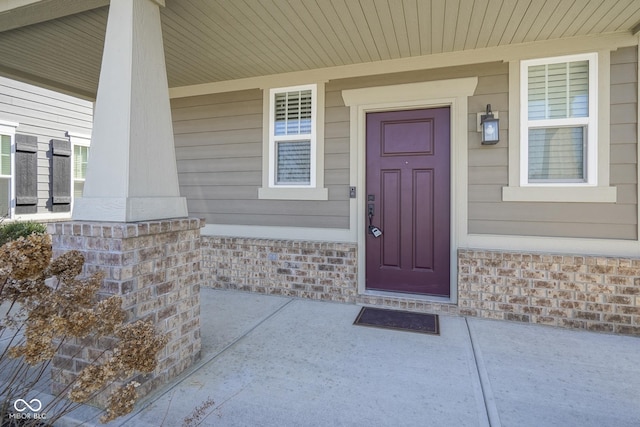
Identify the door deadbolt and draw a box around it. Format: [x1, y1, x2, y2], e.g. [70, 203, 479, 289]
[368, 204, 375, 217]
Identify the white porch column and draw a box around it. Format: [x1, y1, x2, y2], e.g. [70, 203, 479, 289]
[73, 0, 188, 222]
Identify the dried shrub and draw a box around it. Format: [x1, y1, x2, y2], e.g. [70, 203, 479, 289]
[0, 233, 51, 281]
[100, 381, 140, 423]
[0, 233, 168, 424]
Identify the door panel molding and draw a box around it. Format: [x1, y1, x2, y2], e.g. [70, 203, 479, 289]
[413, 169, 435, 271]
[381, 169, 401, 267]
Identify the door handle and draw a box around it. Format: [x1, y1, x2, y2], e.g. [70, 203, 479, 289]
[368, 204, 375, 218]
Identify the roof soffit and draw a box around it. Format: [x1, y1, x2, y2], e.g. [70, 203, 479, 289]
[0, 0, 638, 99]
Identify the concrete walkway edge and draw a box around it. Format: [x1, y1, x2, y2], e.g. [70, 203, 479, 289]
[466, 319, 501, 427]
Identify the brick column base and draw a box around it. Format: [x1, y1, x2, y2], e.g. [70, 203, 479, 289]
[48, 218, 203, 404]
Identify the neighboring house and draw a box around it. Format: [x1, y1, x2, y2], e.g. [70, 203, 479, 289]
[0, 0, 638, 335]
[0, 76, 92, 221]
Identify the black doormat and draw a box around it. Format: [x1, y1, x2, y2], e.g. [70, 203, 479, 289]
[353, 307, 439, 335]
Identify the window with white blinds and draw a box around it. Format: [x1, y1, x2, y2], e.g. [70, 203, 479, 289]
[522, 53, 596, 185]
[528, 127, 584, 181]
[276, 141, 310, 184]
[274, 90, 312, 137]
[0, 134, 10, 217]
[269, 85, 316, 186]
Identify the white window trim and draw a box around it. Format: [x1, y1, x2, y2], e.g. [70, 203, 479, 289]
[67, 131, 91, 212]
[503, 51, 617, 203]
[258, 83, 328, 200]
[0, 120, 18, 219]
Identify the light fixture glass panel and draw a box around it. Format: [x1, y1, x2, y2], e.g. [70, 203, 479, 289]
[481, 117, 499, 144]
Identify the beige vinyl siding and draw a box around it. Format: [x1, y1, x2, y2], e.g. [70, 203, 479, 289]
[173, 51, 637, 236]
[468, 46, 638, 239]
[609, 45, 639, 232]
[173, 64, 496, 229]
[172, 89, 351, 228]
[0, 76, 92, 215]
[324, 89, 350, 203]
[467, 64, 510, 220]
[172, 89, 263, 225]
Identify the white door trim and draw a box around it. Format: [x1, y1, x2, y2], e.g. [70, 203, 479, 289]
[342, 77, 478, 304]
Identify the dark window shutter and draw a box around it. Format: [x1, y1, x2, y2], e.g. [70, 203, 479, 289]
[14, 134, 38, 214]
[50, 139, 71, 212]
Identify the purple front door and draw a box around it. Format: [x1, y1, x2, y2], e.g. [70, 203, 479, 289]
[365, 107, 450, 296]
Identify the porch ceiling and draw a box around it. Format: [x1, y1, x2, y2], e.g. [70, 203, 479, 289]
[0, 0, 639, 99]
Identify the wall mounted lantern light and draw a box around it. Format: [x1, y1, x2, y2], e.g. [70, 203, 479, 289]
[481, 104, 499, 145]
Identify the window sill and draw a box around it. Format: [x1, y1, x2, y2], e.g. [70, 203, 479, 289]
[502, 186, 617, 203]
[258, 187, 328, 201]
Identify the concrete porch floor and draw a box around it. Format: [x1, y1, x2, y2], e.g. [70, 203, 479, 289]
[57, 288, 639, 427]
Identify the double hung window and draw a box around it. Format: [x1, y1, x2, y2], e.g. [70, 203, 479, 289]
[259, 83, 327, 200]
[504, 51, 616, 202]
[521, 53, 597, 185]
[271, 85, 315, 186]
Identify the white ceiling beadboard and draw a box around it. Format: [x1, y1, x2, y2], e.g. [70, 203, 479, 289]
[0, 0, 638, 98]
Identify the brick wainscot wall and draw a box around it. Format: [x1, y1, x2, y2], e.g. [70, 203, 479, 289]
[201, 237, 358, 302]
[458, 250, 640, 335]
[201, 236, 640, 336]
